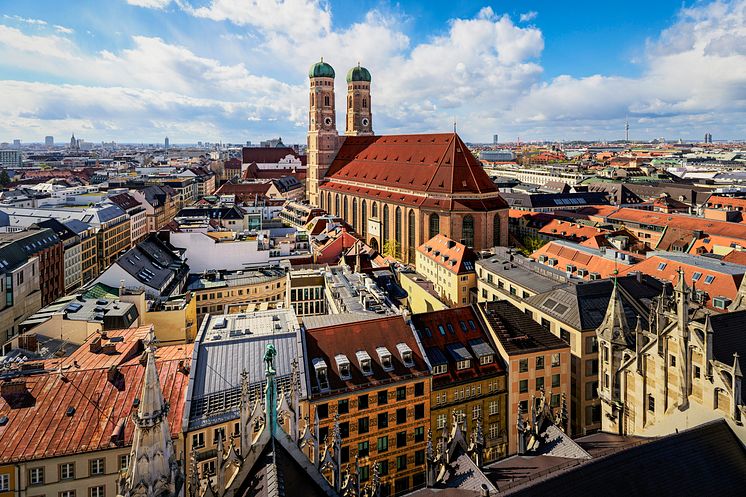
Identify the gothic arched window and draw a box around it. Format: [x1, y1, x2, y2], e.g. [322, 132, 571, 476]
[361, 200, 367, 237]
[383, 205, 389, 249]
[343, 196, 348, 221]
[429, 213, 439, 242]
[362, 98, 367, 109]
[324, 95, 330, 107]
[352, 198, 358, 232]
[327, 192, 332, 213]
[493, 214, 501, 247]
[335, 194, 340, 216]
[395, 206, 402, 258]
[348, 96, 352, 108]
[372, 202, 378, 218]
[462, 215, 474, 248]
[408, 210, 416, 262]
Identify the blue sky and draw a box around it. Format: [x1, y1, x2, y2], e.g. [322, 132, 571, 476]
[1, 0, 746, 143]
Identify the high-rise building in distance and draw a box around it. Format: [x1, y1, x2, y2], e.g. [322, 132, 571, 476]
[45, 136, 54, 147]
[493, 134, 499, 145]
[164, 136, 170, 149]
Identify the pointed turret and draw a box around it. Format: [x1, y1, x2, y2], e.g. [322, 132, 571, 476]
[598, 278, 630, 346]
[118, 328, 183, 497]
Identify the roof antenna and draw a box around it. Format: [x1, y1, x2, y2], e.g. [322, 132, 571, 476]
[453, 120, 457, 133]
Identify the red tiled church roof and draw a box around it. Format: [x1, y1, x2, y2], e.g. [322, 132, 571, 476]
[322, 133, 506, 210]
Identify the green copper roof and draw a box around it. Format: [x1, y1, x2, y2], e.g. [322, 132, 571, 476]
[346, 64, 371, 83]
[309, 59, 335, 78]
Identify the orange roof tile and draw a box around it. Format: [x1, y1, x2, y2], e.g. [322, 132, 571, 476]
[417, 234, 476, 274]
[539, 219, 610, 242]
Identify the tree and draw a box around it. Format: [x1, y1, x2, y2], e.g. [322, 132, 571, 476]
[517, 235, 546, 256]
[382, 239, 401, 259]
[0, 169, 10, 186]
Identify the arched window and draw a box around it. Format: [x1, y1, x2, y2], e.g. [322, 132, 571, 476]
[408, 210, 416, 262]
[311, 94, 314, 107]
[362, 98, 367, 109]
[383, 205, 389, 251]
[327, 192, 332, 213]
[462, 215, 474, 248]
[335, 194, 340, 216]
[429, 213, 439, 242]
[320, 191, 324, 210]
[324, 95, 330, 106]
[395, 206, 402, 258]
[372, 202, 378, 218]
[348, 96, 352, 107]
[352, 198, 358, 232]
[343, 197, 348, 221]
[493, 214, 501, 247]
[361, 200, 367, 237]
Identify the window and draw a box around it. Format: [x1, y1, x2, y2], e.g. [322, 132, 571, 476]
[493, 215, 501, 247]
[472, 405, 481, 420]
[560, 329, 570, 345]
[648, 394, 655, 412]
[541, 318, 551, 330]
[338, 399, 349, 415]
[429, 214, 440, 241]
[480, 354, 493, 365]
[489, 423, 499, 439]
[586, 336, 598, 353]
[396, 386, 407, 401]
[90, 458, 105, 476]
[119, 455, 130, 471]
[29, 468, 44, 485]
[213, 427, 225, 444]
[456, 359, 470, 370]
[585, 359, 599, 376]
[408, 210, 416, 262]
[396, 455, 408, 470]
[670, 355, 677, 367]
[692, 272, 702, 282]
[437, 413, 447, 429]
[414, 382, 424, 397]
[414, 403, 425, 419]
[361, 200, 367, 236]
[352, 198, 358, 231]
[378, 412, 389, 429]
[395, 207, 402, 257]
[536, 377, 544, 391]
[60, 463, 75, 480]
[317, 403, 329, 419]
[0, 475, 9, 492]
[358, 441, 369, 458]
[414, 426, 425, 442]
[90, 487, 105, 497]
[60, 492, 75, 497]
[378, 390, 388, 405]
[359, 417, 370, 434]
[694, 365, 701, 379]
[378, 460, 389, 477]
[519, 379, 528, 393]
[519, 358, 528, 373]
[397, 431, 407, 448]
[396, 408, 407, 425]
[415, 449, 425, 465]
[536, 356, 545, 370]
[341, 446, 350, 464]
[704, 275, 715, 284]
[585, 381, 598, 401]
[358, 394, 369, 410]
[377, 436, 389, 452]
[552, 374, 561, 388]
[462, 215, 474, 247]
[551, 353, 560, 367]
[489, 400, 499, 416]
[433, 364, 448, 375]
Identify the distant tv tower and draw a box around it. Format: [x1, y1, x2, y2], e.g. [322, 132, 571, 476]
[625, 116, 630, 142]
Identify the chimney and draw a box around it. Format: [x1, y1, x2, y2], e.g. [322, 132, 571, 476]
[1, 380, 27, 398]
[480, 484, 490, 497]
[101, 343, 117, 355]
[89, 336, 102, 353]
[18, 334, 38, 353]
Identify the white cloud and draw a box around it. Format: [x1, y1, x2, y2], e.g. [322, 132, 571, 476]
[54, 24, 75, 34]
[2, 15, 48, 26]
[519, 11, 538, 23]
[126, 0, 173, 8]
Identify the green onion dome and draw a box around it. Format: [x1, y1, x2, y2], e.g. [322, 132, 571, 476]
[309, 58, 335, 78]
[346, 63, 371, 83]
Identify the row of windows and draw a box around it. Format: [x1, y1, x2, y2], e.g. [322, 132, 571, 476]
[518, 354, 561, 372]
[316, 383, 425, 418]
[519, 374, 561, 393]
[22, 458, 110, 486]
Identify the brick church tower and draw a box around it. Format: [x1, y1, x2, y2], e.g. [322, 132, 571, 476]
[306, 58, 340, 207]
[345, 63, 373, 136]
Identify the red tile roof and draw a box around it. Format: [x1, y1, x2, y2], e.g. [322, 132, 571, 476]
[215, 182, 272, 202]
[704, 195, 746, 211]
[609, 208, 746, 243]
[0, 344, 192, 463]
[322, 133, 506, 211]
[531, 241, 630, 279]
[303, 316, 429, 397]
[417, 234, 476, 274]
[410, 306, 505, 389]
[722, 250, 746, 266]
[539, 220, 611, 242]
[242, 147, 304, 165]
[42, 326, 150, 371]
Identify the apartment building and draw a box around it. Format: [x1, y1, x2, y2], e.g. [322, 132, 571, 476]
[129, 185, 179, 232]
[286, 268, 327, 317]
[303, 316, 431, 496]
[186, 267, 286, 324]
[415, 234, 477, 307]
[64, 220, 99, 284]
[411, 306, 509, 462]
[477, 300, 571, 455]
[35, 218, 83, 293]
[108, 192, 149, 244]
[0, 228, 64, 307]
[0, 244, 40, 349]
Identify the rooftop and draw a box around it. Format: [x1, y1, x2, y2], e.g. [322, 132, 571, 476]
[478, 301, 569, 356]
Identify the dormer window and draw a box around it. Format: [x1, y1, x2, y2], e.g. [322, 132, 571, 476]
[313, 358, 330, 391]
[356, 350, 373, 376]
[456, 360, 470, 370]
[335, 354, 351, 380]
[433, 364, 448, 375]
[376, 347, 393, 371]
[480, 354, 493, 365]
[396, 343, 414, 367]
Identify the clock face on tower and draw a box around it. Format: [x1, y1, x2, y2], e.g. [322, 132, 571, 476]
[361, 117, 369, 127]
[324, 117, 333, 127]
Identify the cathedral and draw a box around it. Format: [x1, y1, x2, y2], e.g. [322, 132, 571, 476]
[306, 59, 509, 263]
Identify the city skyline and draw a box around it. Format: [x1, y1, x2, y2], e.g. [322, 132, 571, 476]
[1, 0, 746, 143]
